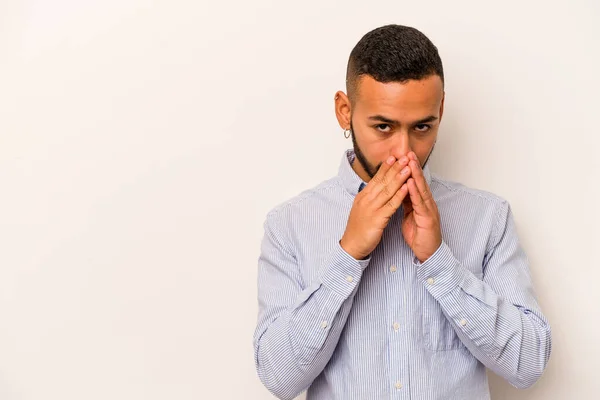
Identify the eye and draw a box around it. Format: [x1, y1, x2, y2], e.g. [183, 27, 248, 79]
[414, 124, 431, 133]
[375, 124, 391, 133]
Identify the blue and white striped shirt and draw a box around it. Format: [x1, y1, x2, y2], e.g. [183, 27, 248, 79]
[253, 148, 551, 400]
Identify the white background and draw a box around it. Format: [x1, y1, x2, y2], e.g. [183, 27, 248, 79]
[0, 0, 598, 399]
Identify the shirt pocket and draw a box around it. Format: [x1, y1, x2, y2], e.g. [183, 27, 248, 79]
[421, 289, 464, 351]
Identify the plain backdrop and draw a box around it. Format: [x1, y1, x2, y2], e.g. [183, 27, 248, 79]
[0, 0, 599, 399]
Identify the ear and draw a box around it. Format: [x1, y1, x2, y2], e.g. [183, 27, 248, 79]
[334, 91, 352, 130]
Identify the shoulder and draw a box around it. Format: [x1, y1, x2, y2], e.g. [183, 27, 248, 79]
[431, 172, 509, 208]
[264, 177, 343, 224]
[429, 172, 512, 234]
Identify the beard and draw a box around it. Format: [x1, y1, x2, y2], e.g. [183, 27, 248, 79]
[349, 118, 436, 179]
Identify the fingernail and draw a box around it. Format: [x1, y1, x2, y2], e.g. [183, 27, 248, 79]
[386, 156, 395, 165]
[401, 166, 410, 174]
[399, 156, 408, 164]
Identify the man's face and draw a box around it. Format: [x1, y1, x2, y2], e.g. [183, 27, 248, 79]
[339, 74, 445, 180]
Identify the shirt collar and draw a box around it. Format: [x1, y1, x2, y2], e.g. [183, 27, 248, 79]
[337, 148, 432, 197]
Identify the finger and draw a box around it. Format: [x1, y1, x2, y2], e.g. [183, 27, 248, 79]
[408, 156, 433, 208]
[365, 156, 407, 201]
[407, 177, 427, 213]
[371, 157, 411, 208]
[361, 155, 396, 196]
[379, 182, 409, 218]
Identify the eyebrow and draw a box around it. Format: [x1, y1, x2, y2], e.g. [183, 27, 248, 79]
[368, 114, 438, 125]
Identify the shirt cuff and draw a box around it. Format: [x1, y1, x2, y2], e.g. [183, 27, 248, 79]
[414, 240, 466, 299]
[318, 240, 372, 298]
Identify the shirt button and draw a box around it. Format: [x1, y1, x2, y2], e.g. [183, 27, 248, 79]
[395, 381, 403, 389]
[346, 275, 353, 282]
[393, 322, 400, 331]
[427, 277, 435, 285]
[390, 265, 397, 272]
[460, 319, 467, 326]
[321, 320, 328, 329]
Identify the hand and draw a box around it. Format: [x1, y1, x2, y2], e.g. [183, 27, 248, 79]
[340, 155, 412, 260]
[401, 151, 443, 263]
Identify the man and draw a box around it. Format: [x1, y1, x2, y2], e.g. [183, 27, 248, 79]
[252, 24, 551, 400]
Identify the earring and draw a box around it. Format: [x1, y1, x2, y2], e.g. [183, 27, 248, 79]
[344, 128, 351, 138]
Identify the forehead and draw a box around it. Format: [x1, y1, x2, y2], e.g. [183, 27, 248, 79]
[354, 74, 443, 115]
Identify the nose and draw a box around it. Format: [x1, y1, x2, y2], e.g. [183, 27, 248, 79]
[389, 132, 412, 161]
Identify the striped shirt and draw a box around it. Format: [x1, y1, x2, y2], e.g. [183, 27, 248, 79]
[253, 148, 551, 400]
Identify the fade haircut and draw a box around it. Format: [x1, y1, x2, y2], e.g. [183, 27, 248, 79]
[346, 24, 444, 106]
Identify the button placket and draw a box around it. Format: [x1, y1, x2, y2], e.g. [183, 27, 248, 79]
[380, 224, 408, 396]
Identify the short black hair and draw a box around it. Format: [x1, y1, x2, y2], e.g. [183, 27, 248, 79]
[346, 24, 444, 105]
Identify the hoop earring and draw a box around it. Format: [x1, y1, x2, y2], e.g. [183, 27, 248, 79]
[344, 128, 351, 139]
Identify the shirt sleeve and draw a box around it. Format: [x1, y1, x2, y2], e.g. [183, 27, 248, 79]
[253, 213, 372, 400]
[413, 200, 552, 389]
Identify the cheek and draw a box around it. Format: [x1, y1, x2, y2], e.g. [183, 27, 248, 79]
[371, 146, 392, 162]
[411, 138, 436, 162]
[359, 134, 387, 156]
